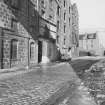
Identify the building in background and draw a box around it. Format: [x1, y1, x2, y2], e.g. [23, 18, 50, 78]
[79, 31, 105, 56]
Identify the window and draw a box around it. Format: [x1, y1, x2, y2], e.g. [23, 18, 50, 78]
[64, 0, 65, 7]
[57, 6, 60, 16]
[41, 9, 45, 18]
[69, 18, 70, 25]
[57, 21, 59, 31]
[64, 38, 66, 45]
[49, 15, 53, 20]
[41, 0, 44, 5]
[64, 12, 66, 20]
[64, 25, 66, 33]
[57, 35, 59, 43]
[11, 39, 18, 60]
[11, 0, 20, 9]
[41, 0, 45, 8]
[69, 6, 70, 14]
[30, 42, 35, 59]
[11, 18, 17, 31]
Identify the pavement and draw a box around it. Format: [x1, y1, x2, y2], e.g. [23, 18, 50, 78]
[0, 60, 99, 105]
[72, 56, 105, 61]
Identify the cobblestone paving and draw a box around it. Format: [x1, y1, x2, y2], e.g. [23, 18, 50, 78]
[0, 63, 77, 105]
[0, 74, 66, 105]
[0, 61, 99, 105]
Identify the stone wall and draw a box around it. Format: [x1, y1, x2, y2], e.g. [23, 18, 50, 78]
[0, 0, 39, 69]
[57, 0, 72, 55]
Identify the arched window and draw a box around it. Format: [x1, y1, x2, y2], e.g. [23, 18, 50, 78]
[30, 42, 35, 59]
[11, 39, 18, 60]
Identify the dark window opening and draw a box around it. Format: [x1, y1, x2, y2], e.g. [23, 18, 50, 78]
[64, 38, 66, 45]
[64, 0, 65, 7]
[11, 39, 18, 60]
[57, 21, 59, 31]
[30, 42, 35, 59]
[57, 6, 60, 16]
[64, 25, 66, 33]
[41, 9, 45, 17]
[69, 18, 70, 25]
[57, 35, 59, 43]
[64, 12, 66, 20]
[69, 6, 70, 14]
[11, 18, 17, 31]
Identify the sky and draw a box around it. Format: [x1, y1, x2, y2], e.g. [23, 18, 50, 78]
[71, 0, 105, 32]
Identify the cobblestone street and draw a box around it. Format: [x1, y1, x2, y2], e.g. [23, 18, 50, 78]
[0, 57, 101, 105]
[0, 63, 77, 105]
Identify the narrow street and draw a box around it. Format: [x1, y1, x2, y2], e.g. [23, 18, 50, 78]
[0, 57, 101, 105]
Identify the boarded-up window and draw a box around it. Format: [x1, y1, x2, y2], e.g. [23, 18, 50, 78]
[30, 42, 35, 59]
[11, 39, 18, 60]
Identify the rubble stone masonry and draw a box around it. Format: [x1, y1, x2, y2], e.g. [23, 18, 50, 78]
[0, 0, 39, 69]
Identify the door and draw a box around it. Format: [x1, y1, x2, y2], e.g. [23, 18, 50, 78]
[38, 41, 42, 63]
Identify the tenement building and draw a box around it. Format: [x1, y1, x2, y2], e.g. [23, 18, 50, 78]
[0, 0, 79, 69]
[71, 3, 79, 57]
[56, 0, 73, 58]
[56, 0, 79, 59]
[0, 0, 59, 69]
[0, 0, 39, 69]
[38, 0, 59, 63]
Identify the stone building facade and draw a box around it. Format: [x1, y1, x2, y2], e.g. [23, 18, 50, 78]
[38, 0, 59, 63]
[79, 32, 104, 56]
[0, 0, 39, 69]
[56, 0, 73, 58]
[71, 3, 79, 57]
[56, 0, 79, 59]
[0, 0, 60, 69]
[0, 0, 79, 69]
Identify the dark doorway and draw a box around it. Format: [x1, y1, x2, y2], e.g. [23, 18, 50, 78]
[38, 41, 42, 63]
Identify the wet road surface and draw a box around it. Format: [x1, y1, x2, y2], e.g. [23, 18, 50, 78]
[0, 58, 100, 105]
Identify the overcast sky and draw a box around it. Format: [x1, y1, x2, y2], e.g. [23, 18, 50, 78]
[71, 0, 105, 32]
